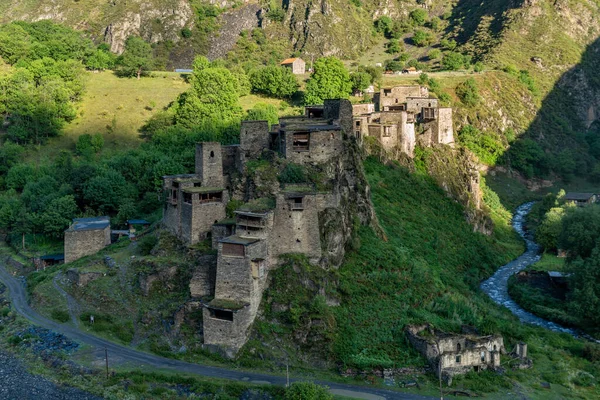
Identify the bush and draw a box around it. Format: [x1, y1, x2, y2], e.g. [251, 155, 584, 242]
[455, 78, 480, 106]
[284, 382, 333, 400]
[428, 49, 442, 60]
[442, 52, 467, 71]
[279, 164, 307, 184]
[138, 234, 158, 255]
[409, 9, 428, 26]
[458, 125, 504, 165]
[51, 309, 70, 323]
[412, 30, 433, 47]
[181, 28, 192, 38]
[249, 66, 299, 98]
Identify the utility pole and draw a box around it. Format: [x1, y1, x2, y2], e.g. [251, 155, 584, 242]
[105, 348, 109, 379]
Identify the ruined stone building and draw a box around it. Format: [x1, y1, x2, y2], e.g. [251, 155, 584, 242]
[161, 99, 378, 356]
[406, 324, 505, 384]
[280, 57, 306, 74]
[353, 85, 454, 157]
[64, 217, 111, 264]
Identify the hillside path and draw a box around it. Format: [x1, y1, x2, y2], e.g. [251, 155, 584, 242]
[481, 202, 598, 342]
[0, 263, 434, 400]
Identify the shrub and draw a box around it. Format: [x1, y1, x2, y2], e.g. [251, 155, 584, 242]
[284, 382, 333, 400]
[442, 52, 467, 71]
[412, 30, 433, 47]
[458, 125, 504, 165]
[409, 9, 428, 26]
[428, 49, 442, 60]
[138, 234, 158, 255]
[279, 164, 307, 184]
[181, 28, 192, 38]
[386, 39, 403, 54]
[473, 61, 484, 72]
[455, 78, 480, 106]
[249, 66, 299, 98]
[0, 306, 10, 317]
[51, 309, 70, 323]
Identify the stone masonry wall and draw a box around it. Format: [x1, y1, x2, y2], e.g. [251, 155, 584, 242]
[436, 108, 454, 145]
[190, 255, 217, 298]
[240, 120, 270, 159]
[195, 142, 224, 187]
[270, 194, 322, 263]
[181, 199, 227, 245]
[283, 129, 343, 165]
[64, 227, 111, 264]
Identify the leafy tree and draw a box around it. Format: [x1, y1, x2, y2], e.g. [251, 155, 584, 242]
[304, 57, 351, 105]
[37, 195, 78, 237]
[412, 30, 433, 47]
[430, 16, 442, 31]
[569, 243, 600, 328]
[559, 206, 600, 260]
[384, 60, 404, 72]
[284, 382, 333, 400]
[86, 49, 115, 71]
[350, 72, 372, 92]
[440, 38, 457, 51]
[249, 66, 299, 98]
[455, 78, 480, 106]
[409, 9, 428, 26]
[442, 52, 467, 70]
[357, 65, 381, 84]
[473, 61, 484, 73]
[6, 163, 38, 191]
[175, 67, 243, 128]
[386, 39, 403, 54]
[246, 103, 279, 126]
[458, 125, 504, 165]
[536, 207, 566, 251]
[231, 67, 251, 96]
[192, 55, 210, 72]
[117, 36, 153, 79]
[0, 24, 31, 64]
[428, 49, 442, 60]
[374, 16, 393, 36]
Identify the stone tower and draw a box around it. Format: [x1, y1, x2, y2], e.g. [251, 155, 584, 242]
[195, 142, 223, 188]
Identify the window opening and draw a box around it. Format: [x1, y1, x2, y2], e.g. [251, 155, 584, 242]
[183, 192, 193, 204]
[455, 355, 461, 364]
[210, 308, 234, 321]
[210, 150, 215, 158]
[292, 132, 310, 151]
[481, 351, 486, 362]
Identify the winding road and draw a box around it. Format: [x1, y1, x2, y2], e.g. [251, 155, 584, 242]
[481, 202, 598, 341]
[0, 262, 433, 400]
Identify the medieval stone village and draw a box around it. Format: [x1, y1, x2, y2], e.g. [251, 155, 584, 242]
[54, 86, 540, 385]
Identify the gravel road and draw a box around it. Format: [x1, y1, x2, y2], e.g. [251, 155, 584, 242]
[0, 263, 435, 400]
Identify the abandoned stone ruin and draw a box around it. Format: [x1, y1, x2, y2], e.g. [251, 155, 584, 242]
[406, 324, 531, 385]
[64, 216, 111, 264]
[353, 85, 455, 157]
[157, 89, 456, 357]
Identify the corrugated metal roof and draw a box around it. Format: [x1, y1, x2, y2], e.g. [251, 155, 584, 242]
[565, 192, 595, 201]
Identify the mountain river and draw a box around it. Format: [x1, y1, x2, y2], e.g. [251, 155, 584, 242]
[480, 202, 588, 338]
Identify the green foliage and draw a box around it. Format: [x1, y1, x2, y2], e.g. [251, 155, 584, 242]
[284, 382, 333, 400]
[181, 27, 192, 38]
[536, 207, 566, 251]
[278, 164, 307, 184]
[440, 38, 457, 51]
[457, 125, 504, 165]
[473, 61, 484, 72]
[357, 65, 381, 85]
[175, 67, 242, 128]
[568, 246, 600, 329]
[266, 1, 286, 23]
[409, 9, 428, 26]
[559, 206, 600, 260]
[412, 30, 433, 47]
[85, 49, 115, 71]
[455, 78, 480, 106]
[428, 49, 442, 60]
[442, 52, 468, 70]
[76, 133, 104, 156]
[246, 103, 279, 126]
[386, 39, 403, 54]
[51, 309, 70, 323]
[374, 16, 393, 36]
[350, 72, 371, 92]
[518, 69, 537, 94]
[116, 36, 153, 79]
[304, 57, 352, 105]
[138, 235, 158, 256]
[249, 66, 299, 98]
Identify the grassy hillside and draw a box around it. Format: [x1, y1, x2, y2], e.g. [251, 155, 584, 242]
[246, 157, 600, 397]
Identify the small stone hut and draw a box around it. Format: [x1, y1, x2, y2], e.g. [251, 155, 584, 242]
[280, 57, 306, 74]
[64, 217, 111, 264]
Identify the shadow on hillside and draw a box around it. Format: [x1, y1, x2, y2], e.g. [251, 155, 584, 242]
[487, 36, 600, 203]
[447, 0, 526, 45]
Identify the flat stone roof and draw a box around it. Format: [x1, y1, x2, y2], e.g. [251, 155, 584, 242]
[219, 235, 260, 246]
[68, 217, 110, 232]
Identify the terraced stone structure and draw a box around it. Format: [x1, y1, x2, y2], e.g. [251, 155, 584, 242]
[64, 217, 111, 264]
[353, 85, 454, 157]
